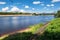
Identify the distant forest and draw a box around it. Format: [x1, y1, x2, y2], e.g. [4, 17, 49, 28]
[0, 11, 58, 15]
[0, 12, 32, 15]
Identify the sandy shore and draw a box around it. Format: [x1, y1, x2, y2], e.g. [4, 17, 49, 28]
[0, 28, 31, 40]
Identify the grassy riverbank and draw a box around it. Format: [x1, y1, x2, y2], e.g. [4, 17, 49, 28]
[28, 23, 43, 33]
[38, 18, 60, 40]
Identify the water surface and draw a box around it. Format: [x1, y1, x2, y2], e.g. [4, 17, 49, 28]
[0, 15, 54, 34]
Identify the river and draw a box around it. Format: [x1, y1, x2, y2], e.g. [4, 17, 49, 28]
[0, 15, 54, 34]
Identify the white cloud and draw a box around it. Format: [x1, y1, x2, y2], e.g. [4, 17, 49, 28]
[10, 6, 25, 12]
[20, 9, 25, 12]
[10, 6, 20, 12]
[32, 8, 35, 10]
[52, 0, 60, 2]
[46, 4, 50, 7]
[2, 6, 25, 12]
[51, 4, 54, 6]
[25, 5, 29, 8]
[46, 4, 54, 7]
[33, 1, 42, 4]
[0, 2, 6, 4]
[2, 7, 9, 12]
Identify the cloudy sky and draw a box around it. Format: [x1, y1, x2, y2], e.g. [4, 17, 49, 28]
[0, 0, 60, 13]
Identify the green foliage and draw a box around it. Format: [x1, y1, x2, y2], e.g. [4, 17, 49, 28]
[0, 12, 31, 15]
[3, 32, 33, 40]
[55, 10, 60, 18]
[29, 23, 43, 33]
[32, 13, 38, 16]
[38, 18, 60, 40]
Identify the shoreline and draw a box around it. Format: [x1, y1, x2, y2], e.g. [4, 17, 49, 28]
[0, 27, 30, 39]
[0, 22, 49, 40]
[0, 15, 33, 16]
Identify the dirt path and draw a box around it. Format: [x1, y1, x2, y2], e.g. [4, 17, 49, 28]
[29, 22, 50, 40]
[35, 22, 50, 34]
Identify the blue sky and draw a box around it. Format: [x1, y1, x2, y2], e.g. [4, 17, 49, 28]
[0, 0, 60, 13]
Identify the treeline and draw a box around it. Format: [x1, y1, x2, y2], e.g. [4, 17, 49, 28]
[0, 10, 60, 16]
[55, 10, 60, 18]
[0, 12, 32, 15]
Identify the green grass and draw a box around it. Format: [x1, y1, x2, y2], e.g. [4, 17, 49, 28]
[46, 18, 60, 33]
[2, 32, 33, 40]
[29, 23, 43, 33]
[38, 18, 60, 40]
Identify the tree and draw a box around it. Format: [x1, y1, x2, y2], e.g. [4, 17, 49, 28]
[55, 10, 60, 18]
[32, 13, 37, 15]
